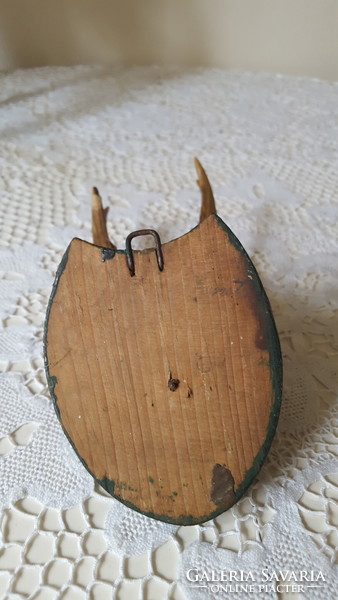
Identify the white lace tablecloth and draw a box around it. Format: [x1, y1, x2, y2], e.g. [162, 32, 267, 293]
[0, 65, 337, 600]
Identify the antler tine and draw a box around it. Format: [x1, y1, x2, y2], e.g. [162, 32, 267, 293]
[91, 187, 116, 249]
[194, 158, 216, 223]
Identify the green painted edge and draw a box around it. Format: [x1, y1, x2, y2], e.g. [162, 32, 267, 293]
[214, 214, 283, 504]
[43, 242, 71, 403]
[43, 223, 282, 526]
[43, 240, 129, 502]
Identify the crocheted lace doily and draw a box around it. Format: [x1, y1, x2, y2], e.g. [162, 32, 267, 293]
[0, 65, 337, 599]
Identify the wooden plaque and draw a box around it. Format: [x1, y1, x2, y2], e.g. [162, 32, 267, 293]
[44, 211, 282, 525]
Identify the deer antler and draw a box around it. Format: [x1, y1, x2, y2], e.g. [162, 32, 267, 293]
[194, 158, 216, 222]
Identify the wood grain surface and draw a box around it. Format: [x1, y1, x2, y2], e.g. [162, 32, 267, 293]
[45, 214, 282, 524]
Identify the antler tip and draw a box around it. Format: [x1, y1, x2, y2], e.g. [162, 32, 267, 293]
[193, 157, 216, 222]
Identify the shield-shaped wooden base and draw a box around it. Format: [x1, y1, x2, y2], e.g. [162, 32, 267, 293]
[44, 214, 282, 525]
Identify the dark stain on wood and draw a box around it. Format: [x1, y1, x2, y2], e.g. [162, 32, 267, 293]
[232, 274, 268, 352]
[247, 286, 268, 350]
[168, 377, 180, 391]
[210, 463, 235, 507]
[100, 248, 115, 262]
[255, 331, 267, 350]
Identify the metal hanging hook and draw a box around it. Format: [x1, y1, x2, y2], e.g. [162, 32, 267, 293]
[125, 229, 164, 277]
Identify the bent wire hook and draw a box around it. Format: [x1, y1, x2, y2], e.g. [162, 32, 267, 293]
[125, 229, 164, 277]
